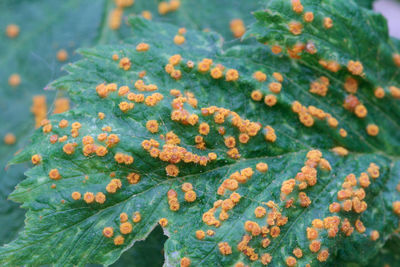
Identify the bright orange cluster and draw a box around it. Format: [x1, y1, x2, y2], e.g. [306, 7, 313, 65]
[292, 101, 339, 128]
[309, 76, 329, 96]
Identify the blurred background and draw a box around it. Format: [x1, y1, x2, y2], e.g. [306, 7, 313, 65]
[375, 0, 400, 38]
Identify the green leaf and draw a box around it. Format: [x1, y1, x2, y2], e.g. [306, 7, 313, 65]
[0, 0, 261, 247]
[246, 0, 400, 97]
[2, 12, 400, 266]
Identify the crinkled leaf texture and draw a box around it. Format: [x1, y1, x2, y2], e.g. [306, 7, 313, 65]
[2, 6, 400, 267]
[0, 0, 261, 247]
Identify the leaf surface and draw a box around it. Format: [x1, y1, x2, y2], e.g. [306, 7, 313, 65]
[1, 13, 400, 267]
[0, 0, 261, 247]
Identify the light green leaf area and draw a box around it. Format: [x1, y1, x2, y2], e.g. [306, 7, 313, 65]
[1, 15, 399, 266]
[0, 0, 261, 247]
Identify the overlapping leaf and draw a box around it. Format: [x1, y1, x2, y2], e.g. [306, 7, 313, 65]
[1, 10, 399, 266]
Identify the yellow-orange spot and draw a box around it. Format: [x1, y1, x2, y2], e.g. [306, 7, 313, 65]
[180, 257, 191, 267]
[264, 94, 277, 107]
[374, 87, 385, 99]
[49, 169, 61, 180]
[132, 211, 141, 223]
[83, 192, 95, 204]
[114, 235, 124, 245]
[225, 69, 239, 82]
[273, 72, 283, 82]
[347, 60, 363, 76]
[142, 10, 152, 20]
[293, 248, 303, 258]
[367, 163, 380, 178]
[8, 74, 21, 87]
[393, 53, 400, 67]
[269, 82, 282, 94]
[289, 21, 303, 35]
[120, 222, 132, 234]
[323, 17, 333, 29]
[366, 124, 379, 136]
[166, 164, 179, 177]
[303, 11, 314, 22]
[146, 120, 159, 133]
[292, 0, 304, 13]
[6, 24, 19, 38]
[57, 49, 68, 62]
[250, 90, 263, 101]
[254, 206, 266, 218]
[136, 42, 150, 52]
[253, 71, 267, 82]
[309, 240, 321, 253]
[184, 190, 197, 202]
[218, 242, 232, 255]
[120, 213, 128, 223]
[390, 86, 400, 99]
[210, 67, 223, 79]
[199, 122, 210, 135]
[271, 45, 282, 54]
[71, 191, 81, 200]
[4, 133, 16, 145]
[31, 154, 41, 165]
[174, 35, 185, 45]
[331, 146, 348, 156]
[103, 227, 114, 238]
[119, 57, 131, 70]
[53, 98, 70, 114]
[195, 230, 205, 240]
[261, 253, 272, 265]
[230, 19, 246, 38]
[344, 77, 358, 94]
[63, 143, 76, 155]
[339, 128, 347, 138]
[109, 8, 123, 30]
[286, 256, 297, 267]
[319, 59, 340, 72]
[354, 104, 367, 118]
[264, 125, 276, 142]
[256, 162, 268, 172]
[370, 230, 380, 241]
[317, 249, 329, 262]
[95, 192, 106, 204]
[159, 218, 168, 227]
